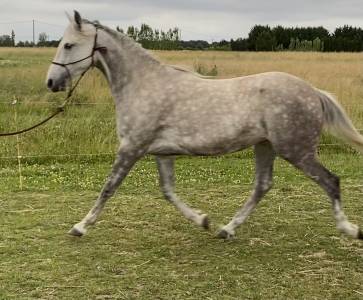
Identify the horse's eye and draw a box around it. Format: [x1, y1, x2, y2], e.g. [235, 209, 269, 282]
[64, 43, 74, 50]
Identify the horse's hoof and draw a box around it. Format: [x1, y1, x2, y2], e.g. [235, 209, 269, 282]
[201, 214, 210, 230]
[217, 229, 234, 240]
[358, 229, 363, 240]
[68, 226, 84, 237]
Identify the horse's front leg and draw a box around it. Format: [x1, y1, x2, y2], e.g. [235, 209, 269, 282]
[69, 142, 144, 236]
[156, 156, 209, 230]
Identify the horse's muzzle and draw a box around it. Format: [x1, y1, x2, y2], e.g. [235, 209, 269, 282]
[46, 77, 67, 92]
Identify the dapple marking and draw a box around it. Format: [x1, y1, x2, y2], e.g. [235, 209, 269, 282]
[46, 11, 363, 240]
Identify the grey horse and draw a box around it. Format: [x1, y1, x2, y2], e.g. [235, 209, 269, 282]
[46, 11, 363, 240]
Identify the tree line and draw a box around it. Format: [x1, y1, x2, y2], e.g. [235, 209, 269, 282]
[0, 31, 58, 47]
[121, 24, 363, 52]
[1, 24, 363, 52]
[117, 24, 181, 50]
[230, 25, 363, 52]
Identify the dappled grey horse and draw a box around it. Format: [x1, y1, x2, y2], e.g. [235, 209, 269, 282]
[46, 11, 363, 240]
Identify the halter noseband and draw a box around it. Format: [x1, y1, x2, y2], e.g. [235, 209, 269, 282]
[51, 26, 107, 97]
[0, 26, 107, 137]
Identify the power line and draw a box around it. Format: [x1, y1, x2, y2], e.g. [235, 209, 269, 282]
[0, 20, 33, 25]
[0, 19, 225, 41]
[0, 19, 64, 27]
[0, 20, 229, 42]
[35, 20, 65, 28]
[0, 19, 65, 43]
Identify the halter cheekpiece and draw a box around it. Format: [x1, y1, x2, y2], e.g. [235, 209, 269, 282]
[51, 26, 107, 98]
[0, 25, 106, 137]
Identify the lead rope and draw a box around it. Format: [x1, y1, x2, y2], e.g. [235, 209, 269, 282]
[0, 71, 88, 137]
[0, 26, 105, 137]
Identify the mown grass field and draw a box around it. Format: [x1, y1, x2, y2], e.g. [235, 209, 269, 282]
[0, 48, 363, 299]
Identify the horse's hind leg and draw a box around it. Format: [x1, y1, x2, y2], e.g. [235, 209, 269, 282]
[218, 141, 276, 239]
[156, 156, 209, 230]
[285, 154, 362, 239]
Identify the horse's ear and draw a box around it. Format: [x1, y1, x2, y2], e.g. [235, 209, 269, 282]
[74, 10, 82, 30]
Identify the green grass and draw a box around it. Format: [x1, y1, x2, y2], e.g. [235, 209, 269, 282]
[1, 49, 363, 299]
[1, 49, 363, 162]
[1, 153, 363, 299]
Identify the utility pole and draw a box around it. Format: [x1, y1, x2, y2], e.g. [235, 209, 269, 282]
[32, 20, 35, 46]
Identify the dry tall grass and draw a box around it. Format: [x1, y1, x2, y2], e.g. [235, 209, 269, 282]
[155, 51, 363, 125]
[1, 48, 363, 299]
[1, 47, 361, 109]
[0, 48, 362, 160]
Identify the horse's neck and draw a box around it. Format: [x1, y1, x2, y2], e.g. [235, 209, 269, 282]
[95, 29, 161, 93]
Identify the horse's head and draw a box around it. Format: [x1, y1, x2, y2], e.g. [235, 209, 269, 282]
[46, 11, 98, 92]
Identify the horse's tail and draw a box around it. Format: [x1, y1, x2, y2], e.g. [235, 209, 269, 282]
[318, 89, 363, 153]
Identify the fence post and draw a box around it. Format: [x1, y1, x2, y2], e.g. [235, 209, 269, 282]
[12, 98, 23, 190]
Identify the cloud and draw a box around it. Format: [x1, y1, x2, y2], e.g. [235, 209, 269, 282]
[1, 0, 363, 41]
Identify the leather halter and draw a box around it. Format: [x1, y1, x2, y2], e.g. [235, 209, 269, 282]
[0, 26, 106, 137]
[51, 26, 107, 97]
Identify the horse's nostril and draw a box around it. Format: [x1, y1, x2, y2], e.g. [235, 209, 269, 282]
[47, 79, 53, 88]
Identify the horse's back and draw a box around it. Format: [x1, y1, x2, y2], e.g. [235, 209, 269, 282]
[151, 70, 324, 156]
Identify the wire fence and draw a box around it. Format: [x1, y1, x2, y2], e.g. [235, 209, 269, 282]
[1, 100, 362, 190]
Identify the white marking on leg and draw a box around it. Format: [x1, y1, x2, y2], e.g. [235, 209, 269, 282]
[221, 199, 256, 236]
[69, 222, 87, 236]
[69, 205, 103, 235]
[334, 203, 359, 238]
[164, 188, 206, 226]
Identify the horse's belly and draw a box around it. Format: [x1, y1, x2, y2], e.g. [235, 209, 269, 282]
[147, 140, 193, 155]
[147, 131, 264, 156]
[183, 136, 264, 155]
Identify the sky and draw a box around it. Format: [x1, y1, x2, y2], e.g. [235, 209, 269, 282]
[1, 0, 363, 42]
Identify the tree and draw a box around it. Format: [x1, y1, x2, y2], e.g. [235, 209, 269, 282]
[245, 24, 333, 52]
[111, 23, 363, 52]
[248, 25, 272, 51]
[230, 38, 249, 51]
[138, 23, 154, 41]
[124, 23, 181, 50]
[0, 35, 13, 47]
[127, 26, 139, 40]
[332, 26, 363, 52]
[288, 38, 296, 50]
[210, 40, 231, 51]
[255, 31, 276, 51]
[179, 40, 209, 50]
[11, 30, 15, 46]
[272, 25, 291, 50]
[313, 37, 324, 51]
[38, 32, 48, 46]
